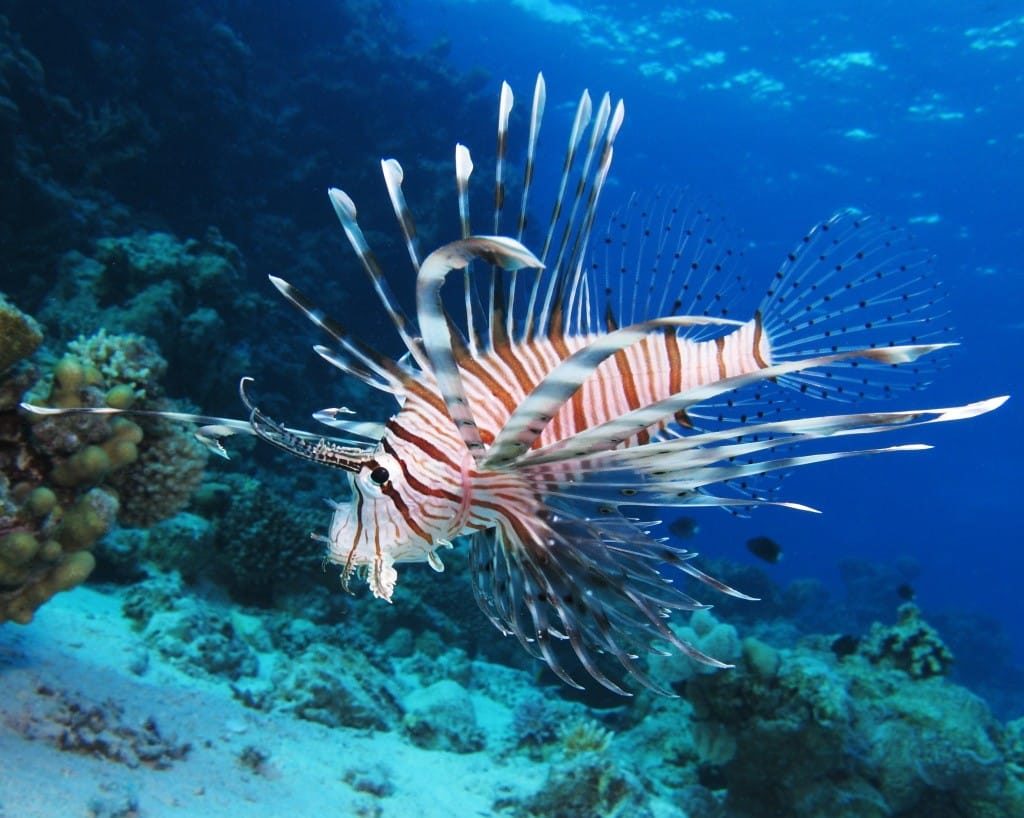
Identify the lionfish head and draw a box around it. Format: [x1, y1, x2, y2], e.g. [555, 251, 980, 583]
[324, 449, 442, 603]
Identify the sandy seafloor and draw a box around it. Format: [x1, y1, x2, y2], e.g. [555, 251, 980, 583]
[0, 587, 545, 818]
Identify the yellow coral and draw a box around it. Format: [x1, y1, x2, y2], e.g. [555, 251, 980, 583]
[0, 293, 43, 372]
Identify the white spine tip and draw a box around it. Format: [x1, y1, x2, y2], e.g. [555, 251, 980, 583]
[328, 188, 357, 218]
[381, 158, 403, 182]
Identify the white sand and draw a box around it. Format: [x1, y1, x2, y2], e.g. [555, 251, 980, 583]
[0, 587, 539, 818]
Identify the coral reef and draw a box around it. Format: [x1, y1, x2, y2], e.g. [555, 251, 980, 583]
[0, 292, 42, 372]
[39, 231, 259, 409]
[682, 629, 1023, 817]
[860, 602, 955, 679]
[19, 685, 190, 769]
[77, 560, 1024, 818]
[0, 309, 206, 623]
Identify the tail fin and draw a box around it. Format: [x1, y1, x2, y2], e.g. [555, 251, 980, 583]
[759, 210, 951, 402]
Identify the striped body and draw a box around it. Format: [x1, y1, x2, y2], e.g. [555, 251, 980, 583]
[459, 316, 769, 447]
[326, 316, 772, 595]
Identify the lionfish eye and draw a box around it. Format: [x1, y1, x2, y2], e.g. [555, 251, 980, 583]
[369, 466, 390, 485]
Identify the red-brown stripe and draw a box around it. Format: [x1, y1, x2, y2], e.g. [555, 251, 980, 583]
[381, 440, 461, 503]
[493, 339, 535, 395]
[752, 310, 769, 369]
[386, 419, 459, 470]
[382, 483, 432, 543]
[343, 491, 365, 578]
[664, 330, 682, 394]
[459, 354, 518, 414]
[715, 335, 727, 379]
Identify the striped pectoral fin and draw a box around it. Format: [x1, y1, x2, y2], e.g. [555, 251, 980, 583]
[469, 495, 746, 695]
[531, 396, 1008, 517]
[640, 444, 934, 497]
[484, 316, 744, 470]
[568, 396, 1008, 475]
[517, 341, 957, 468]
[417, 236, 543, 460]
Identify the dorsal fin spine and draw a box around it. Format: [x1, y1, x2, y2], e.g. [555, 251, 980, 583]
[508, 73, 547, 341]
[523, 89, 592, 342]
[454, 144, 480, 356]
[381, 158, 420, 272]
[488, 82, 515, 352]
[327, 188, 430, 371]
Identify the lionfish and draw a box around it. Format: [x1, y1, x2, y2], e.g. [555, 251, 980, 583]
[26, 75, 1005, 695]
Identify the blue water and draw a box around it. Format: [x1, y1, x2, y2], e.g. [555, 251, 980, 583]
[404, 0, 1024, 660]
[3, 2, 1024, 814]
[2, 0, 1020, 674]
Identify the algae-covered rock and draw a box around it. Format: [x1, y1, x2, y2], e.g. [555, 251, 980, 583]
[402, 679, 485, 753]
[860, 602, 954, 679]
[143, 603, 259, 681]
[274, 642, 403, 731]
[513, 750, 654, 818]
[0, 292, 42, 372]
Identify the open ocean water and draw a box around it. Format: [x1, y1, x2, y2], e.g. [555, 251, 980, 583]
[406, 0, 1023, 660]
[1, 2, 1022, 817]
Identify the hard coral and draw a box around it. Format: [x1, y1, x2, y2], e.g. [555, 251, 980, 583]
[207, 473, 322, 606]
[0, 292, 42, 372]
[683, 622, 1023, 818]
[1, 311, 205, 623]
[67, 328, 166, 400]
[860, 602, 954, 679]
[108, 414, 207, 528]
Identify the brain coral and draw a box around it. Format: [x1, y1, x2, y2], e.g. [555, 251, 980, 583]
[205, 473, 323, 606]
[107, 414, 207, 528]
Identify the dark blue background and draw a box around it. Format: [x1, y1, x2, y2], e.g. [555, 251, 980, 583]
[402, 0, 1023, 658]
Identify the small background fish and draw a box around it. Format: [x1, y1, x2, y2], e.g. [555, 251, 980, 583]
[746, 536, 783, 564]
